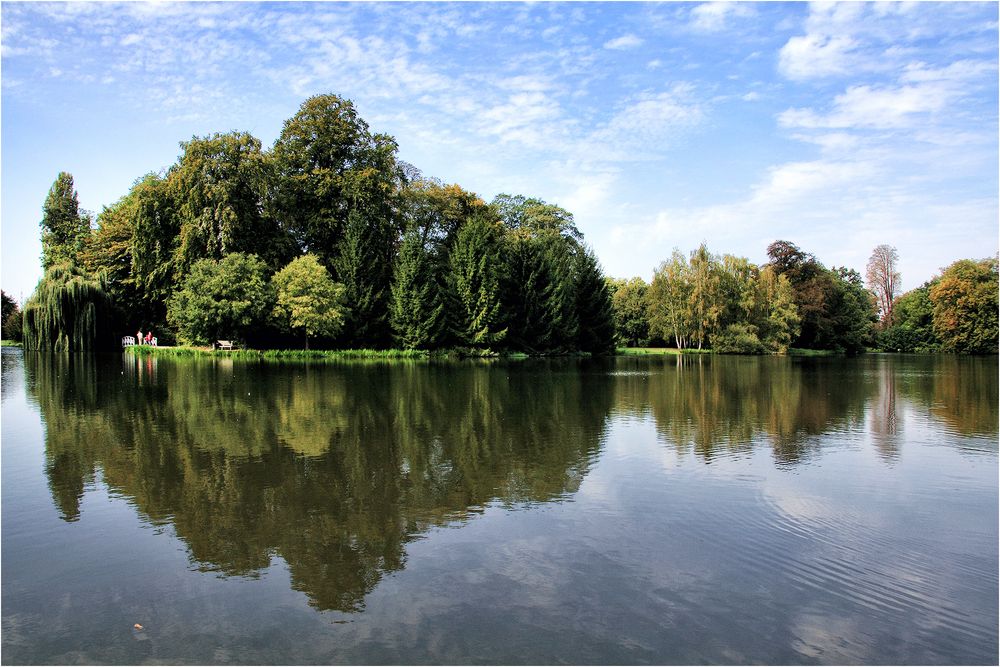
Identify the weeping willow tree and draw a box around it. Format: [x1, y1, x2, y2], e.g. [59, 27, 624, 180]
[22, 263, 115, 352]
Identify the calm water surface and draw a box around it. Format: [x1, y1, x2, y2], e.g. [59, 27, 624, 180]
[2, 349, 997, 665]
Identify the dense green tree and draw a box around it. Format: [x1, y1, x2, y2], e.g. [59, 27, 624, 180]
[271, 254, 348, 349]
[767, 240, 875, 352]
[608, 277, 649, 347]
[166, 253, 274, 345]
[22, 263, 114, 351]
[876, 283, 938, 352]
[40, 172, 92, 270]
[2, 291, 22, 342]
[574, 246, 616, 354]
[449, 214, 507, 348]
[492, 193, 583, 242]
[271, 94, 402, 267]
[170, 132, 291, 274]
[754, 266, 800, 353]
[502, 232, 556, 353]
[929, 257, 998, 354]
[390, 228, 446, 349]
[129, 173, 181, 322]
[333, 209, 394, 347]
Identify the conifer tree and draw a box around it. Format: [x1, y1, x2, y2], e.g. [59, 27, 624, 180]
[574, 246, 616, 354]
[390, 228, 445, 349]
[40, 172, 91, 270]
[449, 214, 507, 348]
[333, 209, 394, 347]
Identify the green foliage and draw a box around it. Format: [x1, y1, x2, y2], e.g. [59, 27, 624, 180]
[167, 253, 274, 345]
[129, 173, 180, 318]
[574, 246, 616, 354]
[390, 228, 446, 349]
[333, 209, 393, 347]
[271, 94, 402, 266]
[647, 249, 693, 349]
[449, 214, 507, 348]
[608, 277, 649, 347]
[767, 240, 876, 353]
[2, 291, 23, 342]
[271, 254, 349, 349]
[492, 193, 583, 242]
[401, 178, 489, 252]
[40, 172, 92, 271]
[876, 284, 938, 352]
[22, 263, 114, 351]
[171, 132, 291, 274]
[929, 257, 999, 354]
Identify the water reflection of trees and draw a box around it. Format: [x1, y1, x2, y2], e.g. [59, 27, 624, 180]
[612, 354, 997, 464]
[25, 354, 613, 612]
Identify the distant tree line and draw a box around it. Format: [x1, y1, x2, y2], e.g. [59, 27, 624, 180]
[607, 240, 998, 355]
[20, 93, 614, 354]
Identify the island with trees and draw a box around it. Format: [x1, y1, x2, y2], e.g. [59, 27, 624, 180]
[5, 93, 997, 357]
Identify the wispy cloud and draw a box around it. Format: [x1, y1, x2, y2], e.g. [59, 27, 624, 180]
[603, 33, 643, 50]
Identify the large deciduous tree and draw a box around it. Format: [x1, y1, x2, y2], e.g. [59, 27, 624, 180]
[609, 277, 649, 347]
[271, 94, 401, 268]
[866, 244, 900, 327]
[167, 253, 274, 345]
[271, 255, 348, 350]
[22, 263, 114, 352]
[40, 172, 92, 270]
[170, 132, 290, 274]
[929, 257, 999, 354]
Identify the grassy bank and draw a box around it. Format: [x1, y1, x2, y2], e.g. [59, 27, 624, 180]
[616, 347, 712, 355]
[124, 345, 542, 362]
[1, 340, 22, 347]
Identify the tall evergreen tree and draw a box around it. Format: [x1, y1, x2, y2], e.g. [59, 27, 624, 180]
[40, 172, 91, 270]
[333, 209, 394, 347]
[390, 228, 445, 349]
[449, 214, 507, 348]
[574, 246, 616, 354]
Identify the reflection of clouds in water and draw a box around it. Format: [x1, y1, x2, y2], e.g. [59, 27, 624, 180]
[789, 610, 867, 663]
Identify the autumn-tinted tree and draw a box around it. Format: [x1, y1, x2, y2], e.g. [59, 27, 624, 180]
[40, 172, 91, 270]
[271, 94, 402, 267]
[929, 257, 998, 354]
[866, 244, 900, 327]
[271, 255, 348, 350]
[167, 253, 274, 345]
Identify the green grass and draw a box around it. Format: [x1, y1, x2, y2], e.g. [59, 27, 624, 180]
[616, 347, 711, 356]
[0, 340, 22, 347]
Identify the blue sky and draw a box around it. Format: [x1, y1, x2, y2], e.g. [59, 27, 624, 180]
[2, 1, 997, 303]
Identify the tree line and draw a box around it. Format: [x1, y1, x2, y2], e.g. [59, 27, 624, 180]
[608, 240, 998, 355]
[8, 92, 995, 356]
[17, 93, 614, 354]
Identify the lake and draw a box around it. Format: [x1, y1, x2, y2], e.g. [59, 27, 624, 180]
[1, 348, 997, 665]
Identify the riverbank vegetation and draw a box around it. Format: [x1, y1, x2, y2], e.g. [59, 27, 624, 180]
[12, 92, 996, 356]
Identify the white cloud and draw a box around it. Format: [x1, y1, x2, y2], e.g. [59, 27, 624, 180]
[603, 34, 643, 50]
[779, 33, 856, 80]
[689, 2, 754, 32]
